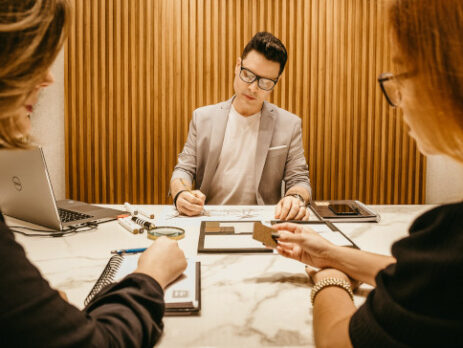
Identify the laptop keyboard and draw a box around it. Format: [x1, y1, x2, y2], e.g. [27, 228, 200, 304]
[58, 208, 93, 223]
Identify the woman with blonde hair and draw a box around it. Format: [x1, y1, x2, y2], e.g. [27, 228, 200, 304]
[0, 1, 187, 346]
[275, 0, 463, 347]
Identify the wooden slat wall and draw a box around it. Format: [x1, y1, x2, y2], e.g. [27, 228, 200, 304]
[65, 0, 426, 204]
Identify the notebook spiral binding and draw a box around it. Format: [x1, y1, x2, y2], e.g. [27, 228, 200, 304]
[84, 254, 123, 306]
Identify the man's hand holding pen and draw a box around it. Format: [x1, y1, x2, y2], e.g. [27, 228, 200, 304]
[176, 190, 206, 216]
[173, 178, 206, 216]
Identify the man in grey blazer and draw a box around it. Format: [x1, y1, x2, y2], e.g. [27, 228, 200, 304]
[170, 32, 311, 220]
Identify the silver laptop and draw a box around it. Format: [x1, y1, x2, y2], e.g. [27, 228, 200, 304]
[0, 147, 125, 230]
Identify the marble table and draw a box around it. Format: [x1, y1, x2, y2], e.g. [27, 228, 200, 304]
[11, 204, 433, 347]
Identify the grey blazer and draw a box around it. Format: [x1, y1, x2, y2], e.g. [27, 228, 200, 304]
[171, 97, 311, 204]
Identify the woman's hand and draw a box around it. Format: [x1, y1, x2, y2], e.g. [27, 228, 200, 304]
[135, 237, 187, 289]
[273, 222, 337, 269]
[58, 290, 69, 302]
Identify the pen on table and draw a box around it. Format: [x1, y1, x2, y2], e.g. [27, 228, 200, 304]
[111, 247, 147, 255]
[131, 216, 156, 230]
[118, 217, 143, 234]
[124, 202, 138, 216]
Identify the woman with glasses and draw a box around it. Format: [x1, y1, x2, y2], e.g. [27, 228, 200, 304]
[274, 1, 463, 347]
[0, 1, 187, 346]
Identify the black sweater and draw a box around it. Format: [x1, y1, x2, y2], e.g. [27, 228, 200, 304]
[349, 202, 463, 347]
[0, 214, 165, 348]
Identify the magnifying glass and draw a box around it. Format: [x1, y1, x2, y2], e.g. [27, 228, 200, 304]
[147, 226, 185, 240]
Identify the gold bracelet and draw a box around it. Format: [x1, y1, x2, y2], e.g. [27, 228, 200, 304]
[311, 277, 354, 305]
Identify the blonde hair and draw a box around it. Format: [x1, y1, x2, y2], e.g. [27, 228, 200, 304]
[390, 0, 463, 162]
[0, 0, 69, 148]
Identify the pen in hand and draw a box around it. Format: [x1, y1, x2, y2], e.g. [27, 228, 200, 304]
[180, 178, 191, 191]
[179, 179, 207, 215]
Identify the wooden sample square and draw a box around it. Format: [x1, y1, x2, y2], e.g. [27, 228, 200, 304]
[252, 222, 278, 248]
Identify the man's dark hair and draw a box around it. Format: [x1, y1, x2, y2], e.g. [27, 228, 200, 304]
[241, 32, 288, 75]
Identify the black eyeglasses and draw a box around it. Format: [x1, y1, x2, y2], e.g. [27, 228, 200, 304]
[378, 71, 414, 107]
[239, 65, 279, 91]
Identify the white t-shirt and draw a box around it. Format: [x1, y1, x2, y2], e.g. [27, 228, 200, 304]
[207, 105, 261, 205]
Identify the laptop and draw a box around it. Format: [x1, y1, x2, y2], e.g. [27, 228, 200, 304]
[0, 147, 125, 230]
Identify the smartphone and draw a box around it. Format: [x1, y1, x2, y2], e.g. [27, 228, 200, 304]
[328, 203, 359, 215]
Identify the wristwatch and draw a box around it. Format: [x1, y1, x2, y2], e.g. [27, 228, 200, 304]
[285, 193, 305, 205]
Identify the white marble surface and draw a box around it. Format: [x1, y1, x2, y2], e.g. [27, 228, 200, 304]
[10, 204, 434, 347]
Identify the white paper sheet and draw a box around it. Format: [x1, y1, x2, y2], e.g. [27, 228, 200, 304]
[220, 222, 255, 233]
[164, 261, 197, 304]
[158, 205, 320, 222]
[203, 234, 268, 250]
[114, 254, 197, 304]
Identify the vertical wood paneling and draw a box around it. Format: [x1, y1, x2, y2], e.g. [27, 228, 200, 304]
[65, 0, 426, 204]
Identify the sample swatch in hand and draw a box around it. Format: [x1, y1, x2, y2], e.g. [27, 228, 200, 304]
[253, 222, 278, 248]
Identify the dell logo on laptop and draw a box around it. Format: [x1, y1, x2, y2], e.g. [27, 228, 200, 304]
[12, 176, 22, 191]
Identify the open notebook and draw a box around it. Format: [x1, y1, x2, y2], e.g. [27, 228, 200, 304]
[85, 254, 200, 315]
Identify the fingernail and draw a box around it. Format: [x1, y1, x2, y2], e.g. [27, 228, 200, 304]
[271, 232, 280, 239]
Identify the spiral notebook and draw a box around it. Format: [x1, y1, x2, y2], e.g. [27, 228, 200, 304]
[85, 254, 201, 315]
